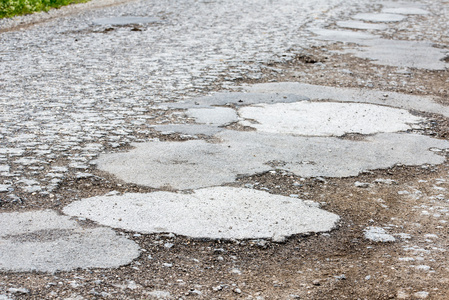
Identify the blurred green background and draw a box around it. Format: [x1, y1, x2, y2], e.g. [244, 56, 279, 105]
[0, 0, 89, 18]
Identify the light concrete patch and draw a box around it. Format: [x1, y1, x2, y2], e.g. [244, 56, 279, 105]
[336, 20, 388, 30]
[95, 130, 449, 189]
[310, 29, 448, 70]
[63, 187, 340, 240]
[0, 185, 11, 192]
[155, 92, 309, 109]
[352, 13, 407, 22]
[191, 92, 310, 106]
[186, 107, 238, 126]
[239, 102, 422, 136]
[245, 82, 449, 117]
[152, 124, 224, 136]
[382, 7, 429, 15]
[95, 137, 265, 190]
[309, 28, 379, 44]
[0, 210, 140, 273]
[346, 39, 448, 70]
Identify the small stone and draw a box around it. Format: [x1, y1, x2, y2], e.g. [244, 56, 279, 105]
[76, 172, 93, 179]
[303, 200, 320, 208]
[315, 177, 326, 183]
[127, 281, 138, 290]
[256, 240, 268, 248]
[414, 291, 429, 299]
[7, 288, 29, 294]
[189, 289, 202, 295]
[374, 178, 397, 185]
[231, 268, 242, 275]
[364, 227, 396, 242]
[146, 291, 171, 298]
[212, 285, 223, 292]
[416, 265, 431, 271]
[312, 279, 321, 286]
[164, 243, 174, 249]
[424, 234, 438, 239]
[397, 290, 409, 299]
[234, 288, 242, 294]
[354, 181, 370, 188]
[334, 274, 346, 280]
[0, 184, 11, 192]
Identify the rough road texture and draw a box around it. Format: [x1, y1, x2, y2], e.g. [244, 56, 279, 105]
[1, 0, 449, 299]
[63, 187, 340, 240]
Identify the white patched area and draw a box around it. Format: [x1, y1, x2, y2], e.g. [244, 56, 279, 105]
[95, 130, 449, 190]
[186, 107, 238, 126]
[0, 210, 140, 273]
[352, 13, 407, 22]
[95, 83, 449, 190]
[239, 102, 422, 136]
[63, 187, 340, 241]
[309, 28, 449, 70]
[245, 82, 449, 117]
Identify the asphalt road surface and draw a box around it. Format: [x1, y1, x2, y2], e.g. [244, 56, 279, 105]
[1, 0, 449, 298]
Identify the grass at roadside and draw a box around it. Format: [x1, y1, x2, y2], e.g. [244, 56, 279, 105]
[0, 0, 90, 18]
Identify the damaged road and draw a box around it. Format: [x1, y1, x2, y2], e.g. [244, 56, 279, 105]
[1, 0, 449, 299]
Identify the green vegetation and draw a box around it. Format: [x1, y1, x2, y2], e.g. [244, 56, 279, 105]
[0, 0, 89, 18]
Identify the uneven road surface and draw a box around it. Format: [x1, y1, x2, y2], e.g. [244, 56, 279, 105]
[1, 0, 449, 298]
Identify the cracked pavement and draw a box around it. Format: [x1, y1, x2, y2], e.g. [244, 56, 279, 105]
[1, 0, 449, 299]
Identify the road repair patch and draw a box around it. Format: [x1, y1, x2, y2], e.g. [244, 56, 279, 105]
[63, 187, 340, 241]
[0, 210, 140, 273]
